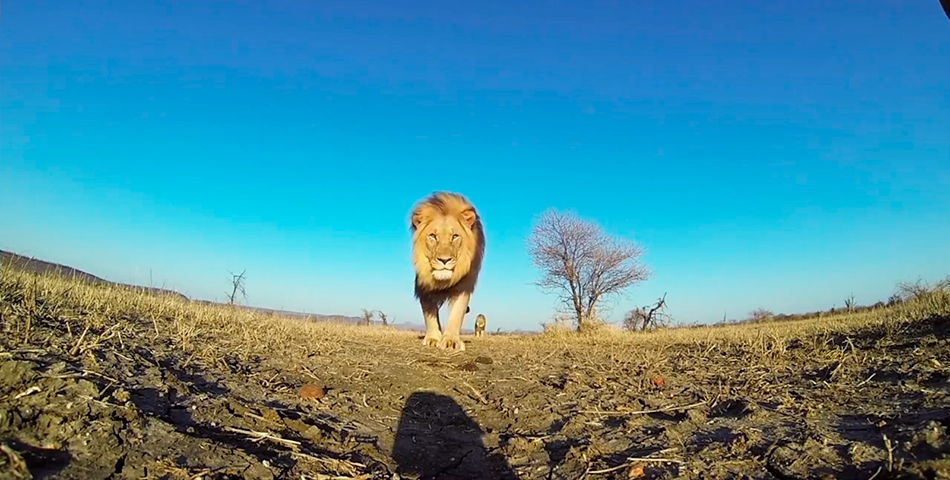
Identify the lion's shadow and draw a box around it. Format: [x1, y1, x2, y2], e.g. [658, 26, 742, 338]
[392, 391, 518, 480]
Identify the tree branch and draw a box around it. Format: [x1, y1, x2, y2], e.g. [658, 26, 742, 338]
[527, 208, 651, 331]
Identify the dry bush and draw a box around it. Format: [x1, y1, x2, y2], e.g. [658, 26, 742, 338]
[360, 308, 374, 326]
[539, 312, 574, 336]
[623, 293, 672, 331]
[747, 308, 774, 323]
[896, 276, 949, 303]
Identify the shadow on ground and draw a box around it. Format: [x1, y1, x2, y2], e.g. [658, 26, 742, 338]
[393, 391, 518, 480]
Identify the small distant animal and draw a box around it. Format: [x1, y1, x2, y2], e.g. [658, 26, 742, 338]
[474, 314, 487, 337]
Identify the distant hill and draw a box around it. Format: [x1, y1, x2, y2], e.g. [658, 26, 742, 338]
[1, 250, 189, 301]
[189, 299, 365, 325]
[0, 250, 368, 322]
[0, 249, 418, 330]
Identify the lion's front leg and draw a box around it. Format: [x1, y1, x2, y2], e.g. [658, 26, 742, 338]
[420, 298, 442, 347]
[438, 292, 470, 352]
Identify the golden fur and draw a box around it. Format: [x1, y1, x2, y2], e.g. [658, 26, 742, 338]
[409, 191, 485, 351]
[474, 314, 487, 337]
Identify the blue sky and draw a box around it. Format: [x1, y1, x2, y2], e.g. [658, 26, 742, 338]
[2, 0, 948, 331]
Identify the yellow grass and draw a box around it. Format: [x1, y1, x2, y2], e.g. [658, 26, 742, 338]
[2, 261, 948, 369]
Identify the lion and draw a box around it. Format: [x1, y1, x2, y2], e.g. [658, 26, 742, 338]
[474, 314, 487, 337]
[409, 191, 485, 352]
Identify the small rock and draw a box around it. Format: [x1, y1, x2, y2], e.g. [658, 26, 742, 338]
[0, 361, 38, 388]
[244, 462, 274, 480]
[299, 384, 326, 400]
[474, 356, 494, 364]
[458, 362, 479, 372]
[74, 379, 99, 398]
[260, 407, 282, 423]
[47, 362, 68, 376]
[504, 436, 532, 452]
[687, 407, 706, 424]
[651, 376, 664, 387]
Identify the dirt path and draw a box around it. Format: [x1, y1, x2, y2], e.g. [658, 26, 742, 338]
[1, 274, 949, 479]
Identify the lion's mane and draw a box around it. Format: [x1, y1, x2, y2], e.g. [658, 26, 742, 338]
[409, 191, 485, 302]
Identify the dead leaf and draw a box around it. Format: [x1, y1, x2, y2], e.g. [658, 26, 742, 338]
[627, 462, 645, 479]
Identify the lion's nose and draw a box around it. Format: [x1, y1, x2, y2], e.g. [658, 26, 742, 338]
[437, 257, 453, 265]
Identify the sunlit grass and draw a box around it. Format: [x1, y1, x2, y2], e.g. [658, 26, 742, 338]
[2, 259, 947, 372]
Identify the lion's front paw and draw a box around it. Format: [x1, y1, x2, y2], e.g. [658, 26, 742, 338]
[422, 331, 442, 348]
[437, 333, 466, 352]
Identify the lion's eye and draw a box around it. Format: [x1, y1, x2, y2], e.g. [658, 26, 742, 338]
[428, 233, 437, 240]
[452, 234, 459, 240]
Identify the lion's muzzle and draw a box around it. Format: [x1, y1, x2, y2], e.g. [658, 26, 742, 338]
[430, 256, 456, 281]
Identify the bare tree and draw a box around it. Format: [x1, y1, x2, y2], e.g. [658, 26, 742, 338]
[623, 292, 672, 331]
[897, 278, 930, 301]
[844, 293, 855, 313]
[376, 310, 388, 326]
[360, 309, 374, 326]
[748, 308, 773, 323]
[226, 269, 248, 305]
[526, 208, 650, 332]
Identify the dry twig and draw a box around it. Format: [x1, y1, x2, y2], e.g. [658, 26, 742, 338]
[69, 322, 91, 356]
[13, 386, 41, 399]
[578, 400, 706, 416]
[223, 426, 300, 447]
[1, 443, 30, 479]
[462, 380, 489, 404]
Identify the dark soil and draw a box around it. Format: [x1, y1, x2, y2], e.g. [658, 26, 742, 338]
[1, 294, 949, 479]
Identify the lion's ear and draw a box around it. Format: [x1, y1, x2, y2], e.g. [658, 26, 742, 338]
[411, 210, 429, 229]
[460, 209, 477, 229]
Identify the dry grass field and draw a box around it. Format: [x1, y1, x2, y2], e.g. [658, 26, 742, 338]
[1, 263, 948, 480]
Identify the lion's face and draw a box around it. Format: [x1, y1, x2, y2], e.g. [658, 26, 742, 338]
[418, 215, 471, 282]
[410, 192, 484, 292]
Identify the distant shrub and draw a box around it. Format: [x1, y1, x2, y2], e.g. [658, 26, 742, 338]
[748, 308, 774, 323]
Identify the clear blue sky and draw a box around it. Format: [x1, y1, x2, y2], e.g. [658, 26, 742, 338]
[2, 0, 948, 331]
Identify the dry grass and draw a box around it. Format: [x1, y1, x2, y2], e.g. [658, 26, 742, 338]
[2, 261, 948, 369]
[2, 261, 949, 479]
